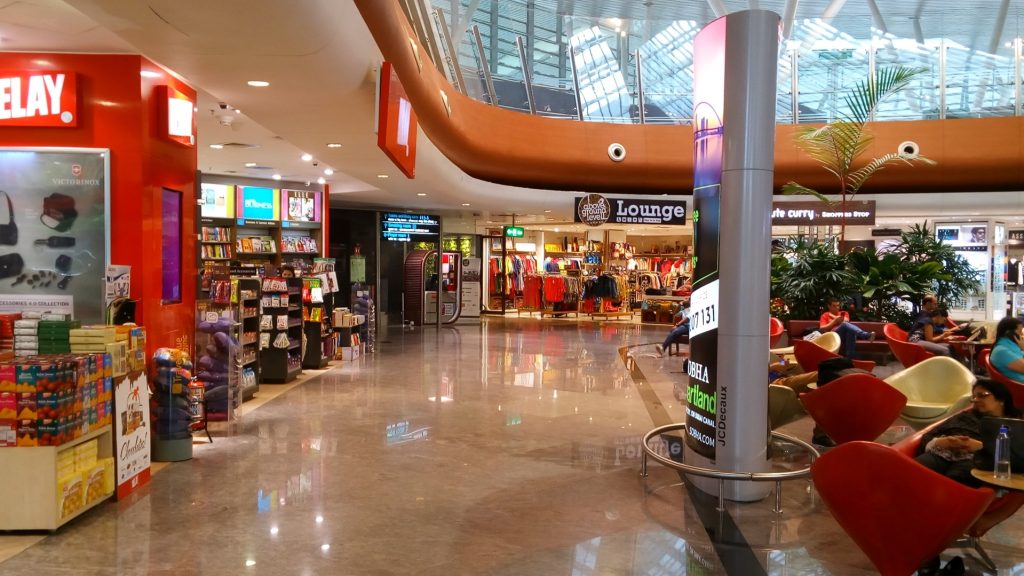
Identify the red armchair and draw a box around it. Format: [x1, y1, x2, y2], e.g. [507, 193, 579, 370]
[892, 416, 1024, 571]
[812, 441, 995, 576]
[979, 348, 1024, 408]
[769, 316, 785, 349]
[792, 338, 876, 373]
[883, 322, 934, 369]
[799, 373, 907, 445]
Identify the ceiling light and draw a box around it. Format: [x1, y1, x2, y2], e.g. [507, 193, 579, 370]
[234, 109, 241, 114]
[377, 174, 389, 179]
[301, 153, 313, 162]
[317, 177, 326, 185]
[193, 106, 198, 112]
[327, 143, 342, 148]
[245, 560, 256, 567]
[554, 228, 560, 232]
[247, 80, 270, 87]
[321, 544, 331, 552]
[315, 515, 324, 523]
[462, 203, 470, 207]
[416, 193, 427, 196]
[139, 70, 161, 78]
[245, 162, 257, 167]
[270, 526, 279, 535]
[209, 144, 223, 150]
[323, 168, 334, 176]
[544, 210, 551, 213]
[272, 174, 282, 180]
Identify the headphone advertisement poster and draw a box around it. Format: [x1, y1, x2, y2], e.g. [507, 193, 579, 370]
[0, 148, 107, 322]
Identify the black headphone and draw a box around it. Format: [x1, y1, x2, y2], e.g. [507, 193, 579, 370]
[0, 190, 17, 246]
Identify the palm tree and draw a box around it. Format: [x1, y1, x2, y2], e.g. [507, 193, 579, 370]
[782, 66, 935, 241]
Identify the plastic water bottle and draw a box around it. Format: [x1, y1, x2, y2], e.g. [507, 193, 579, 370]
[994, 424, 1012, 480]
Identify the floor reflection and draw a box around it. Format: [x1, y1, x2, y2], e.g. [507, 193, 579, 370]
[0, 319, 1021, 575]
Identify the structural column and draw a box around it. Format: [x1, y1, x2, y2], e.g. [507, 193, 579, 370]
[685, 9, 779, 502]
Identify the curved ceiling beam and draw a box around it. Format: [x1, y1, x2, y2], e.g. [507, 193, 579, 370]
[355, 0, 695, 193]
[357, 0, 1024, 195]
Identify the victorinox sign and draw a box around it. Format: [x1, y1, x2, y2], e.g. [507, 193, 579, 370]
[0, 71, 77, 127]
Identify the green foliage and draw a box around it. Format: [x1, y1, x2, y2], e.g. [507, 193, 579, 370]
[889, 223, 983, 305]
[781, 66, 935, 240]
[770, 225, 983, 325]
[771, 236, 856, 320]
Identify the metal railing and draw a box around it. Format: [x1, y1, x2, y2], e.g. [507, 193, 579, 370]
[422, 1, 1024, 125]
[641, 424, 821, 514]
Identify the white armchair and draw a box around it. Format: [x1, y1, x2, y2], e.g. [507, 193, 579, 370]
[884, 357, 975, 429]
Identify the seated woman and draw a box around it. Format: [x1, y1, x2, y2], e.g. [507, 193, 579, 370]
[914, 377, 1020, 486]
[990, 316, 1024, 382]
[907, 308, 956, 357]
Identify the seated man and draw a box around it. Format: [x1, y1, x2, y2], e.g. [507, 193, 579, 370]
[655, 299, 689, 357]
[819, 297, 875, 359]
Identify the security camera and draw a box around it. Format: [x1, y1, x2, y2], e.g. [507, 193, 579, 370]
[215, 113, 235, 127]
[607, 142, 626, 162]
[218, 102, 229, 110]
[312, 161, 319, 167]
[898, 141, 920, 159]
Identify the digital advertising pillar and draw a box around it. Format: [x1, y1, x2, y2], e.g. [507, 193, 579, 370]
[685, 10, 779, 502]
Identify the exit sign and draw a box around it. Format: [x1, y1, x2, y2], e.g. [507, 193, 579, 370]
[504, 226, 525, 238]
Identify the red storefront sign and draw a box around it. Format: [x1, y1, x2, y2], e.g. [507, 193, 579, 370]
[0, 71, 77, 127]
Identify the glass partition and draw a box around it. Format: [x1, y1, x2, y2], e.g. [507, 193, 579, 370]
[427, 2, 1024, 125]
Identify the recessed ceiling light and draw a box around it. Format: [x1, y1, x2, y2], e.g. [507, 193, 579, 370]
[323, 168, 334, 176]
[317, 177, 326, 185]
[209, 144, 223, 150]
[416, 193, 427, 196]
[461, 203, 470, 207]
[193, 106, 198, 112]
[245, 560, 256, 567]
[321, 544, 331, 552]
[247, 80, 270, 87]
[234, 109, 241, 114]
[544, 210, 551, 213]
[554, 228, 560, 232]
[377, 174, 389, 179]
[139, 70, 161, 78]
[327, 143, 342, 148]
[244, 162, 257, 167]
[272, 174, 282, 180]
[301, 153, 313, 162]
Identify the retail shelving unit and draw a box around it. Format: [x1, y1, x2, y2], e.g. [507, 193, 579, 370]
[236, 277, 261, 399]
[197, 276, 240, 420]
[0, 426, 114, 530]
[261, 277, 302, 383]
[301, 276, 330, 369]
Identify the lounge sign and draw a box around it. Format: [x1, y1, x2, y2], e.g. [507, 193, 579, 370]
[771, 200, 875, 226]
[0, 71, 77, 127]
[574, 194, 687, 226]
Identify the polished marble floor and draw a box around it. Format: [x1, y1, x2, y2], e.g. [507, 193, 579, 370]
[0, 318, 1022, 575]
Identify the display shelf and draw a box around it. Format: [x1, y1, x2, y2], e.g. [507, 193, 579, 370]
[261, 277, 302, 384]
[0, 425, 113, 530]
[201, 241, 233, 244]
[237, 252, 277, 256]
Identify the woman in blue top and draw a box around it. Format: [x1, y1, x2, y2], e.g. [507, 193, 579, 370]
[989, 316, 1024, 382]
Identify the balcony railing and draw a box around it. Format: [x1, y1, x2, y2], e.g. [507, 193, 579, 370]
[405, 0, 1024, 125]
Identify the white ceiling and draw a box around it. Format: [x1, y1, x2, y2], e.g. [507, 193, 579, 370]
[2, 0, 1024, 234]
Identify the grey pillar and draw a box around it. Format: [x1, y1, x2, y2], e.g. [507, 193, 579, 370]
[685, 9, 779, 503]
